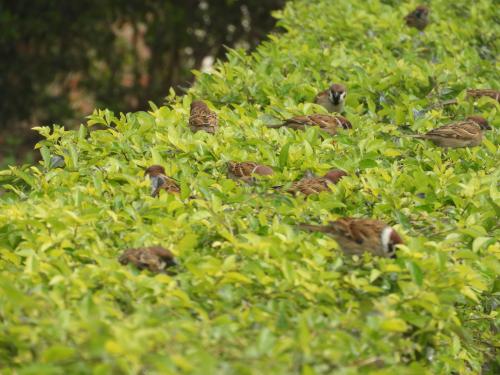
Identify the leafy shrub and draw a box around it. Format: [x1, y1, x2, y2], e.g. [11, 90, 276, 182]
[0, 0, 498, 373]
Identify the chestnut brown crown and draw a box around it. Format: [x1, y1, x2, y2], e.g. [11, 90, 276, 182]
[191, 100, 209, 111]
[144, 165, 166, 177]
[467, 116, 491, 130]
[324, 169, 348, 183]
[413, 5, 429, 16]
[328, 84, 347, 105]
[405, 5, 430, 30]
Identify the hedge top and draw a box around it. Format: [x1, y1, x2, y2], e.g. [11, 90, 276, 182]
[0, 0, 499, 374]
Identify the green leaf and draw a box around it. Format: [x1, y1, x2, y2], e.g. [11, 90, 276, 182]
[40, 146, 51, 167]
[78, 124, 87, 142]
[405, 260, 424, 286]
[359, 159, 378, 169]
[180, 179, 191, 200]
[381, 318, 408, 333]
[68, 144, 79, 169]
[151, 148, 164, 165]
[41, 345, 76, 363]
[279, 142, 291, 169]
[177, 233, 198, 252]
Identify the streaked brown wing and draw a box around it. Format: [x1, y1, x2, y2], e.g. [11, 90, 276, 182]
[282, 115, 314, 130]
[333, 115, 352, 129]
[308, 114, 336, 128]
[149, 246, 176, 267]
[310, 114, 351, 131]
[467, 89, 500, 102]
[118, 249, 138, 265]
[154, 176, 180, 196]
[330, 218, 385, 245]
[425, 121, 480, 140]
[289, 177, 329, 195]
[229, 162, 259, 178]
[189, 108, 218, 130]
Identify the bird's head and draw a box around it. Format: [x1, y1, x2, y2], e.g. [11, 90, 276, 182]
[381, 226, 404, 258]
[328, 84, 347, 105]
[191, 100, 209, 111]
[467, 116, 491, 130]
[324, 169, 348, 184]
[144, 165, 166, 177]
[413, 5, 429, 19]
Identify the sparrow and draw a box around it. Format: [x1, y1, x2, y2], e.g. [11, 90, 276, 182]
[410, 116, 491, 148]
[404, 5, 430, 31]
[119, 246, 177, 273]
[298, 218, 403, 258]
[281, 169, 347, 196]
[314, 83, 347, 113]
[227, 161, 274, 182]
[466, 89, 500, 103]
[189, 100, 218, 134]
[267, 114, 352, 135]
[144, 165, 180, 197]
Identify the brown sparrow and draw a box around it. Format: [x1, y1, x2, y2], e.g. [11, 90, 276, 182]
[144, 165, 180, 197]
[404, 5, 429, 31]
[298, 218, 403, 258]
[466, 89, 500, 103]
[410, 116, 491, 148]
[283, 169, 347, 196]
[189, 100, 218, 134]
[267, 114, 352, 135]
[314, 84, 347, 113]
[119, 246, 177, 273]
[227, 161, 274, 182]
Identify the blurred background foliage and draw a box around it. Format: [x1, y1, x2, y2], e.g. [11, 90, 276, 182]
[0, 0, 284, 166]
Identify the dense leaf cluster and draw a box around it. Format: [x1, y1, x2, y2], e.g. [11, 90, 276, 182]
[1, 0, 499, 373]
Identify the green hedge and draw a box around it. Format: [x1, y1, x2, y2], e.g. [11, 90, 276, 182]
[1, 0, 499, 373]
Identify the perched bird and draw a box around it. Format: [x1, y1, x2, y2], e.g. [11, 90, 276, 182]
[227, 161, 274, 182]
[267, 114, 352, 135]
[189, 100, 218, 134]
[298, 218, 403, 258]
[404, 5, 430, 31]
[466, 89, 500, 103]
[410, 116, 491, 148]
[144, 165, 180, 197]
[119, 246, 177, 273]
[280, 169, 347, 196]
[314, 83, 347, 113]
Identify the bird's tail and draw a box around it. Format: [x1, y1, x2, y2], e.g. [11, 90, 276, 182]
[400, 134, 426, 139]
[297, 223, 331, 233]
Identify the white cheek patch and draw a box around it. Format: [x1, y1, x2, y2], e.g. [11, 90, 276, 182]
[381, 226, 393, 254]
[340, 92, 347, 101]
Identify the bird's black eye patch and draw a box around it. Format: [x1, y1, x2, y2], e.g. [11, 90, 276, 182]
[355, 238, 364, 244]
[387, 243, 396, 258]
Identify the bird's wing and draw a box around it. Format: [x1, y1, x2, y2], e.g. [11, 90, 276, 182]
[190, 108, 218, 128]
[330, 218, 384, 245]
[425, 121, 480, 140]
